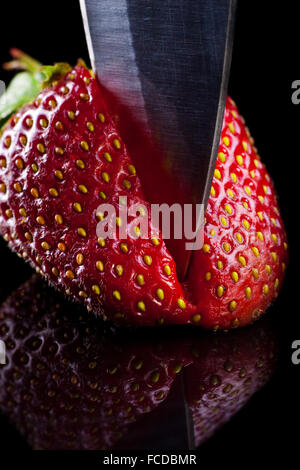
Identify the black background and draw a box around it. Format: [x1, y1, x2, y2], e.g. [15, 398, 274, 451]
[0, 0, 299, 465]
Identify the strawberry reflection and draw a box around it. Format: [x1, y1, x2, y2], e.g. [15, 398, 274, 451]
[0, 276, 278, 450]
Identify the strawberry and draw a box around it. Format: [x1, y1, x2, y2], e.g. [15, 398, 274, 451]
[0, 51, 288, 329]
[0, 276, 277, 450]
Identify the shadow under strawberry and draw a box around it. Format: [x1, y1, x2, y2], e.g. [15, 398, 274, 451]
[0, 276, 278, 450]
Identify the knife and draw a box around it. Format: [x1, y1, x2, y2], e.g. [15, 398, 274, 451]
[79, 0, 236, 279]
[79, 0, 237, 279]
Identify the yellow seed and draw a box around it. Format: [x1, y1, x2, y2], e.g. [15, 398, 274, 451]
[122, 179, 131, 189]
[231, 271, 239, 283]
[263, 284, 269, 295]
[30, 187, 39, 198]
[238, 255, 247, 266]
[136, 300, 146, 312]
[265, 264, 271, 275]
[223, 242, 231, 252]
[156, 288, 164, 300]
[282, 262, 286, 273]
[263, 185, 268, 195]
[242, 141, 248, 151]
[271, 217, 277, 227]
[113, 290, 121, 301]
[210, 186, 216, 197]
[67, 111, 75, 120]
[19, 135, 26, 146]
[151, 237, 159, 246]
[120, 242, 128, 253]
[14, 182, 22, 193]
[257, 211, 264, 221]
[98, 238, 106, 247]
[86, 122, 94, 132]
[116, 217, 122, 227]
[252, 268, 259, 280]
[192, 314, 201, 323]
[41, 241, 51, 250]
[113, 138, 121, 149]
[32, 163, 38, 173]
[78, 184, 88, 194]
[223, 136, 230, 146]
[177, 298, 186, 309]
[48, 99, 57, 109]
[210, 229, 215, 237]
[5, 209, 13, 218]
[80, 92, 89, 101]
[228, 122, 235, 134]
[242, 219, 250, 230]
[227, 189, 234, 198]
[284, 242, 288, 250]
[245, 287, 252, 299]
[36, 216, 45, 225]
[99, 191, 107, 200]
[272, 234, 278, 244]
[229, 300, 237, 312]
[103, 152, 112, 162]
[250, 170, 256, 178]
[136, 274, 145, 286]
[220, 216, 228, 227]
[203, 243, 210, 253]
[79, 290, 88, 298]
[55, 147, 64, 155]
[25, 232, 32, 242]
[164, 265, 171, 276]
[52, 267, 59, 276]
[214, 169, 221, 180]
[115, 264, 124, 276]
[55, 214, 63, 224]
[96, 260, 104, 271]
[224, 204, 233, 215]
[19, 208, 27, 217]
[66, 270, 74, 280]
[92, 285, 101, 295]
[76, 159, 85, 169]
[37, 143, 45, 154]
[235, 232, 243, 243]
[217, 285, 224, 297]
[144, 255, 152, 265]
[15, 158, 24, 169]
[76, 253, 84, 265]
[73, 202, 82, 213]
[80, 141, 89, 151]
[252, 246, 260, 257]
[54, 170, 63, 180]
[217, 260, 223, 270]
[101, 171, 110, 182]
[271, 252, 277, 262]
[236, 155, 243, 165]
[58, 242, 66, 252]
[25, 117, 33, 128]
[244, 185, 251, 195]
[205, 271, 212, 281]
[55, 121, 63, 131]
[231, 173, 237, 183]
[274, 278, 279, 289]
[128, 164, 136, 175]
[254, 159, 260, 168]
[257, 231, 264, 242]
[49, 188, 59, 197]
[218, 152, 226, 162]
[98, 113, 105, 123]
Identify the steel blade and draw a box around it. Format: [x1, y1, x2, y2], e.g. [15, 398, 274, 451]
[80, 0, 236, 279]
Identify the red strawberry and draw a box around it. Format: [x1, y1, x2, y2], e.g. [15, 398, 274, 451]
[0, 276, 277, 450]
[0, 52, 288, 329]
[187, 97, 289, 329]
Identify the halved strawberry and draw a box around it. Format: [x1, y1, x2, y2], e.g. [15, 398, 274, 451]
[0, 276, 277, 450]
[0, 52, 288, 328]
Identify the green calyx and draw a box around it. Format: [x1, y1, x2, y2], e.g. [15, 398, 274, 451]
[0, 49, 71, 131]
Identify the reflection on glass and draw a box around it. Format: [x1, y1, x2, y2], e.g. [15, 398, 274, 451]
[0, 276, 278, 450]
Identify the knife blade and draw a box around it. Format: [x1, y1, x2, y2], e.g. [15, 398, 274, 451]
[79, 0, 236, 279]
